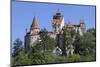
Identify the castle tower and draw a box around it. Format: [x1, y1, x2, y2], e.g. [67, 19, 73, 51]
[80, 20, 85, 27]
[24, 16, 40, 51]
[78, 19, 86, 35]
[52, 9, 64, 34]
[30, 16, 40, 35]
[66, 21, 74, 29]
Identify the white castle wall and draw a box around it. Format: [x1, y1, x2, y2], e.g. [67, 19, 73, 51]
[29, 35, 40, 47]
[60, 17, 64, 30]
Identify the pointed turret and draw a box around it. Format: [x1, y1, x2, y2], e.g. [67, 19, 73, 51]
[66, 21, 74, 28]
[31, 16, 39, 30]
[80, 19, 84, 24]
[30, 16, 39, 35]
[55, 8, 62, 16]
[79, 19, 85, 28]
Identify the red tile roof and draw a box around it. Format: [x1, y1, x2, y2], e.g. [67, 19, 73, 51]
[31, 16, 39, 29]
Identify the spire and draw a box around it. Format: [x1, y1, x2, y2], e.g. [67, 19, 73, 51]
[80, 19, 84, 24]
[31, 16, 39, 30]
[57, 8, 60, 13]
[66, 21, 74, 28]
[56, 8, 62, 16]
[30, 16, 40, 35]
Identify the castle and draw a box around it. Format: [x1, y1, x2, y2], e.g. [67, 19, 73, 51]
[24, 9, 86, 56]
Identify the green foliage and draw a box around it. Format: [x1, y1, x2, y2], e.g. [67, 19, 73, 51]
[12, 38, 23, 57]
[66, 54, 81, 62]
[87, 28, 96, 37]
[74, 31, 82, 54]
[70, 29, 76, 38]
[62, 28, 76, 56]
[12, 47, 46, 66]
[27, 47, 46, 64]
[83, 32, 96, 55]
[80, 55, 96, 61]
[55, 56, 69, 63]
[44, 53, 56, 63]
[74, 29, 96, 56]
[12, 28, 96, 66]
[30, 53, 46, 64]
[55, 54, 95, 63]
[12, 51, 33, 66]
[59, 54, 95, 63]
[39, 28, 56, 52]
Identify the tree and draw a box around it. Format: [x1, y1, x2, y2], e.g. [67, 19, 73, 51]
[87, 28, 96, 37]
[61, 28, 67, 56]
[39, 28, 56, 52]
[62, 28, 75, 56]
[12, 51, 32, 66]
[12, 38, 23, 57]
[28, 47, 46, 64]
[74, 30, 96, 56]
[12, 45, 46, 66]
[73, 31, 81, 54]
[39, 28, 48, 52]
[82, 32, 96, 56]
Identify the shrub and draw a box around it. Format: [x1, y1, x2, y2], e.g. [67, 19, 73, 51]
[80, 55, 96, 61]
[44, 53, 56, 63]
[66, 54, 81, 62]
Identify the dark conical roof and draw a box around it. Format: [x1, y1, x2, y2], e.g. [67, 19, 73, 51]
[66, 21, 74, 28]
[56, 8, 62, 16]
[80, 19, 84, 24]
[31, 16, 39, 29]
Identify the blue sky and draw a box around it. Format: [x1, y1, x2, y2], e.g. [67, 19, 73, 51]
[12, 1, 96, 43]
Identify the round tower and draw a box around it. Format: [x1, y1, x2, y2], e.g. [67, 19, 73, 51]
[52, 9, 64, 34]
[30, 16, 40, 35]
